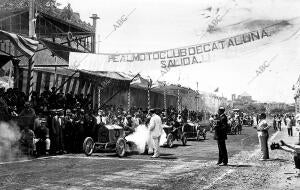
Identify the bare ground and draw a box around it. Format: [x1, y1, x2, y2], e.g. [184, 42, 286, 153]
[1, 126, 299, 190]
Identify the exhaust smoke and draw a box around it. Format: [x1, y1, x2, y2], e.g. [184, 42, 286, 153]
[0, 121, 21, 162]
[125, 124, 167, 153]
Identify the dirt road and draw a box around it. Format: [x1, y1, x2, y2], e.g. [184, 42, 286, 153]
[1, 126, 283, 190]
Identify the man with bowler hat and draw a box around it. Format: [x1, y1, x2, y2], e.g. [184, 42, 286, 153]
[214, 106, 228, 166]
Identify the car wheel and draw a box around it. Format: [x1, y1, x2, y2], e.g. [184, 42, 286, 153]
[166, 134, 174, 148]
[116, 138, 126, 157]
[83, 137, 94, 156]
[202, 129, 206, 140]
[144, 144, 149, 154]
[196, 130, 201, 141]
[182, 133, 187, 146]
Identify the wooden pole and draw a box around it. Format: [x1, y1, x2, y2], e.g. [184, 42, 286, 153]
[147, 88, 150, 110]
[98, 86, 101, 110]
[53, 57, 57, 87]
[99, 73, 139, 110]
[128, 87, 131, 112]
[147, 79, 152, 111]
[27, 0, 36, 101]
[164, 90, 167, 111]
[177, 87, 180, 113]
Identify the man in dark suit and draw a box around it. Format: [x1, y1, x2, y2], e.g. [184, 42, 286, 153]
[214, 107, 228, 166]
[51, 109, 65, 154]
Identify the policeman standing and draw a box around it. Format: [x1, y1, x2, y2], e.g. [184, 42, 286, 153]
[214, 107, 228, 166]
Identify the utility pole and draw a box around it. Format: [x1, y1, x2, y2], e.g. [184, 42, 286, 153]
[29, 0, 36, 38]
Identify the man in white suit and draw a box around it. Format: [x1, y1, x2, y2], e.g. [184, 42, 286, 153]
[149, 109, 163, 158]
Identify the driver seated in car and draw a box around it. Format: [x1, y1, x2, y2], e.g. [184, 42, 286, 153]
[177, 114, 183, 124]
[172, 114, 182, 133]
[123, 115, 135, 134]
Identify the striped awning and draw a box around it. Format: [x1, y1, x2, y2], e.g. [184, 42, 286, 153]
[79, 70, 131, 89]
[0, 30, 39, 58]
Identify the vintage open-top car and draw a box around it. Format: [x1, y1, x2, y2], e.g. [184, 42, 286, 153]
[182, 122, 206, 141]
[83, 124, 134, 157]
[163, 122, 187, 148]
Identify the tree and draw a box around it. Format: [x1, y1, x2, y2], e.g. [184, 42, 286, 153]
[60, 3, 73, 21]
[37, 0, 60, 8]
[270, 108, 285, 115]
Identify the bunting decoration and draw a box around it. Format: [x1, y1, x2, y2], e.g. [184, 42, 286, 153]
[0, 30, 38, 58]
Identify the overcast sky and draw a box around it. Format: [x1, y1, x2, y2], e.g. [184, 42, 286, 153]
[57, 0, 300, 103]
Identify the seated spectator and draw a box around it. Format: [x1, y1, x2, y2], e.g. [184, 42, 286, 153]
[34, 119, 50, 155]
[20, 125, 35, 155]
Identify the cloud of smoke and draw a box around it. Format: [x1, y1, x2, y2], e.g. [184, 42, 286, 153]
[125, 125, 149, 153]
[160, 127, 167, 146]
[125, 124, 167, 153]
[0, 121, 21, 162]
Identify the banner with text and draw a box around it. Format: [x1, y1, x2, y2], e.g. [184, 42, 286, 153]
[69, 19, 299, 79]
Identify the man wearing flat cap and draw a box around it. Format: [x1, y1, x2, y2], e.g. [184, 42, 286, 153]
[148, 108, 163, 158]
[214, 106, 229, 166]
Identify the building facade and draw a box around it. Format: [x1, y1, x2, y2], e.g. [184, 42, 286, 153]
[294, 75, 300, 114]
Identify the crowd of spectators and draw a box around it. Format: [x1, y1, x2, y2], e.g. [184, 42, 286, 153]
[0, 86, 210, 156]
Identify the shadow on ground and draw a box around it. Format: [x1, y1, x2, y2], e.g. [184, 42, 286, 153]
[226, 164, 253, 168]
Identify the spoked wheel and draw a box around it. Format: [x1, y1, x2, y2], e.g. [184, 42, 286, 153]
[196, 130, 201, 141]
[116, 138, 126, 157]
[231, 127, 236, 135]
[166, 133, 174, 148]
[202, 129, 206, 140]
[181, 132, 187, 146]
[83, 137, 94, 156]
[144, 144, 149, 155]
